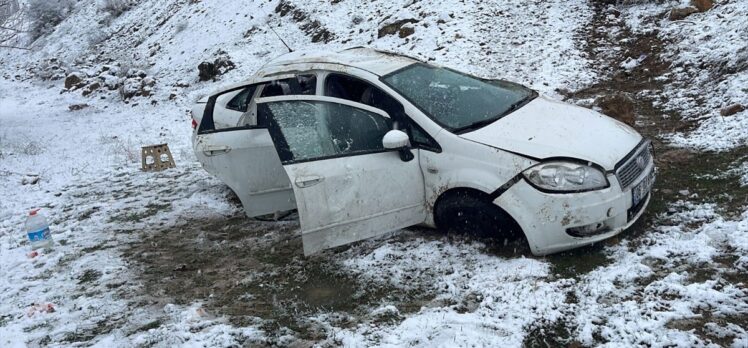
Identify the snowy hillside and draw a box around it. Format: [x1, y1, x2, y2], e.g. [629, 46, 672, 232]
[1, 0, 748, 347]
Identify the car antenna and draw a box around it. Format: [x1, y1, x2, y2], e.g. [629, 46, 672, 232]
[267, 24, 293, 53]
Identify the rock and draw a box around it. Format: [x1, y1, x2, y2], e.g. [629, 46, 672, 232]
[82, 82, 101, 96]
[120, 78, 143, 99]
[119, 75, 157, 100]
[142, 77, 156, 87]
[378, 19, 419, 38]
[213, 56, 236, 76]
[198, 55, 236, 81]
[720, 104, 745, 117]
[126, 69, 147, 78]
[690, 0, 713, 12]
[198, 61, 216, 81]
[596, 93, 636, 126]
[101, 74, 121, 90]
[69, 104, 89, 111]
[669, 7, 698, 21]
[275, 1, 334, 43]
[399, 25, 416, 38]
[64, 73, 84, 89]
[24, 177, 36, 185]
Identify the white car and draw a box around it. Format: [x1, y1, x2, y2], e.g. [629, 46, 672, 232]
[191, 47, 655, 256]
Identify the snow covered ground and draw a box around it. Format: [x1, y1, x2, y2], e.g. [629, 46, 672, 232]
[1, 0, 748, 346]
[622, 0, 748, 151]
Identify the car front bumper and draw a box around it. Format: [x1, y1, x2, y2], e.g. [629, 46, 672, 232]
[494, 163, 654, 256]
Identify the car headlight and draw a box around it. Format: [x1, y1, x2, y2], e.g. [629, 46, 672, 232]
[522, 161, 609, 193]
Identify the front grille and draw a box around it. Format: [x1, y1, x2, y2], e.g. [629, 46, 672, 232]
[616, 141, 653, 190]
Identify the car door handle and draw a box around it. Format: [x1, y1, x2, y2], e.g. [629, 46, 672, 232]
[202, 145, 231, 156]
[295, 175, 324, 188]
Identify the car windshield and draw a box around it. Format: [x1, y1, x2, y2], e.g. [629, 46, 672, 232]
[382, 64, 537, 133]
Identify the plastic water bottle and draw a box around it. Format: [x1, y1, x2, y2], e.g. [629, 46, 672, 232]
[25, 209, 53, 250]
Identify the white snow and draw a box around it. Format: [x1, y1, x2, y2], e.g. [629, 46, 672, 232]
[0, 77, 256, 346]
[572, 201, 748, 347]
[316, 200, 748, 347]
[332, 240, 571, 347]
[623, 0, 748, 151]
[2, 0, 748, 346]
[740, 162, 748, 187]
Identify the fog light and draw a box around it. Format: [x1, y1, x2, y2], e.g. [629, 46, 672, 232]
[567, 221, 610, 237]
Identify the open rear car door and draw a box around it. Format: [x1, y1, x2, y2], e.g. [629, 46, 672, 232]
[194, 75, 299, 217]
[256, 96, 428, 255]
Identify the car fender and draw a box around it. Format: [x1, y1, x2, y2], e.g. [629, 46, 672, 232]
[421, 161, 530, 226]
[491, 180, 545, 253]
[426, 167, 503, 204]
[423, 173, 499, 226]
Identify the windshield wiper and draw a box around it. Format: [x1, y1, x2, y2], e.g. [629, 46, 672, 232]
[454, 117, 502, 134]
[454, 93, 538, 134]
[502, 93, 537, 116]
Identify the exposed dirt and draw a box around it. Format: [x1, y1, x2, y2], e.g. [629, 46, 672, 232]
[123, 211, 439, 341]
[564, 0, 748, 231]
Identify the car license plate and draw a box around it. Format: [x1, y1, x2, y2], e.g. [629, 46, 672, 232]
[632, 169, 655, 206]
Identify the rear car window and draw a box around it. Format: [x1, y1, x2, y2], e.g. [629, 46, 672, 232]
[260, 75, 317, 97]
[226, 86, 257, 113]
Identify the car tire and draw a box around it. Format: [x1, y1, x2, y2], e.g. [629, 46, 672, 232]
[434, 190, 520, 240]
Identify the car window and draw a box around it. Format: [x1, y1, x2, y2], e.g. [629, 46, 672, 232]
[325, 74, 403, 119]
[325, 73, 440, 151]
[411, 127, 438, 150]
[199, 82, 264, 133]
[226, 85, 257, 112]
[258, 100, 392, 163]
[260, 74, 317, 97]
[382, 64, 537, 133]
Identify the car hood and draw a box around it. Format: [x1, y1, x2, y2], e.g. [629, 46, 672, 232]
[460, 96, 642, 170]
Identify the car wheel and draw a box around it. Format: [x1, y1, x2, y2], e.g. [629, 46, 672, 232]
[434, 190, 520, 240]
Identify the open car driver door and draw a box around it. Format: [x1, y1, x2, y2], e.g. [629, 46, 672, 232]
[257, 95, 428, 255]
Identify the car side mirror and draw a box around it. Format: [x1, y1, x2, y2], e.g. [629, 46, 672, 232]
[382, 130, 414, 162]
[383, 130, 409, 149]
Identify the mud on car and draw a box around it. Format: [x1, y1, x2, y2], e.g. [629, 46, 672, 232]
[191, 47, 655, 256]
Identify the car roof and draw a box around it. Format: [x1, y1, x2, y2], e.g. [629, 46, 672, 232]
[256, 47, 421, 77]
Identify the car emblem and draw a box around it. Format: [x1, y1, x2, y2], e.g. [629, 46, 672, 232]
[636, 153, 646, 169]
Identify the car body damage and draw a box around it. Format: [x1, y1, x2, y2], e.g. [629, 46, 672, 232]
[459, 96, 642, 170]
[191, 47, 655, 256]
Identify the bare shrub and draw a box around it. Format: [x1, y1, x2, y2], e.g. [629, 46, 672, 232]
[0, 0, 28, 50]
[18, 139, 44, 156]
[100, 135, 138, 164]
[115, 54, 149, 78]
[5, 138, 44, 156]
[27, 0, 74, 40]
[100, 0, 138, 18]
[0, 129, 45, 156]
